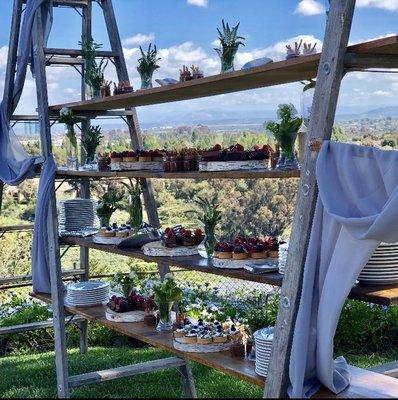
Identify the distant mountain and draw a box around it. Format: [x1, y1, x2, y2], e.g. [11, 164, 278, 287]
[336, 106, 398, 121]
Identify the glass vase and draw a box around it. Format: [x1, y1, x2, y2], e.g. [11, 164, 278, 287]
[275, 132, 299, 171]
[155, 300, 174, 332]
[91, 85, 101, 99]
[65, 128, 78, 170]
[301, 87, 315, 128]
[82, 149, 98, 171]
[200, 231, 216, 259]
[137, 68, 155, 89]
[219, 46, 239, 73]
[98, 214, 111, 227]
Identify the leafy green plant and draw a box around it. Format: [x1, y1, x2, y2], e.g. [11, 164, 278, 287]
[137, 43, 161, 89]
[112, 271, 138, 297]
[121, 178, 143, 230]
[189, 196, 222, 258]
[96, 184, 123, 226]
[81, 125, 103, 164]
[214, 20, 245, 72]
[79, 38, 108, 97]
[59, 107, 77, 150]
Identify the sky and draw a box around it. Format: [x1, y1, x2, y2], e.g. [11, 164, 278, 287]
[1, 0, 398, 125]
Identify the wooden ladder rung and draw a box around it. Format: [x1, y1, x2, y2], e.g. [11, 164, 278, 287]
[44, 48, 119, 59]
[68, 357, 187, 388]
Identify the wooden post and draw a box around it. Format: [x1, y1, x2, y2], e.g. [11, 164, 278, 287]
[100, 0, 160, 228]
[3, 0, 23, 118]
[77, 0, 92, 355]
[32, 8, 70, 399]
[179, 362, 198, 398]
[264, 1, 356, 398]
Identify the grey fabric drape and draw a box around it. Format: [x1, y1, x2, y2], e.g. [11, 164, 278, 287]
[0, 0, 55, 293]
[289, 141, 398, 397]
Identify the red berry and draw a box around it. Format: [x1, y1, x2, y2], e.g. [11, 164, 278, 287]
[253, 144, 260, 151]
[235, 143, 244, 151]
[194, 228, 203, 236]
[213, 144, 222, 151]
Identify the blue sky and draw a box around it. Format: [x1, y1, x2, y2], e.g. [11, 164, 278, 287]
[1, 0, 398, 125]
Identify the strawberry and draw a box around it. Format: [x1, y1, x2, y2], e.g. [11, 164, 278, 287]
[194, 228, 203, 236]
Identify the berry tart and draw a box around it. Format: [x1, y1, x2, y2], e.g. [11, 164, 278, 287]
[182, 229, 195, 246]
[162, 227, 177, 248]
[123, 150, 137, 162]
[193, 228, 205, 245]
[199, 144, 223, 162]
[225, 143, 246, 161]
[247, 238, 269, 259]
[138, 150, 152, 162]
[214, 242, 233, 259]
[110, 151, 123, 163]
[268, 237, 281, 258]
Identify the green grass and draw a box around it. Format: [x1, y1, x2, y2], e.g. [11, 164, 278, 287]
[1, 346, 398, 398]
[0, 346, 262, 398]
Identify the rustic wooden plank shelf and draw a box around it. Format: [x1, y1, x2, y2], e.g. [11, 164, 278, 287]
[49, 36, 398, 113]
[31, 291, 398, 398]
[61, 236, 398, 306]
[56, 169, 300, 180]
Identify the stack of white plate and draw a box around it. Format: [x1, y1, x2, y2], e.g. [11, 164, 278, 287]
[278, 242, 289, 275]
[65, 281, 110, 307]
[58, 199, 99, 234]
[253, 327, 274, 377]
[358, 242, 398, 285]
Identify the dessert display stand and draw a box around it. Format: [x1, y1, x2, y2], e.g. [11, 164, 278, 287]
[4, 0, 398, 398]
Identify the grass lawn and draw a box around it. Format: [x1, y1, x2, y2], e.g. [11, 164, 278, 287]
[1, 346, 398, 398]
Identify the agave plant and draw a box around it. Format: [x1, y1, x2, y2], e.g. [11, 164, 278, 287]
[121, 178, 143, 230]
[137, 43, 161, 89]
[81, 125, 103, 164]
[79, 38, 108, 98]
[192, 196, 222, 258]
[214, 20, 245, 73]
[96, 184, 123, 227]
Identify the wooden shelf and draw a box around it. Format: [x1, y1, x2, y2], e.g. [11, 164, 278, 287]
[56, 169, 300, 180]
[49, 36, 398, 112]
[31, 291, 398, 398]
[61, 236, 398, 306]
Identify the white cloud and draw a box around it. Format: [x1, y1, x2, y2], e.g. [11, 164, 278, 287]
[295, 0, 325, 15]
[122, 33, 156, 47]
[187, 0, 208, 7]
[357, 0, 398, 11]
[373, 90, 392, 97]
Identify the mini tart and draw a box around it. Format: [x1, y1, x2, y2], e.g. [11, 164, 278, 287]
[103, 229, 115, 237]
[214, 251, 232, 259]
[98, 227, 107, 237]
[173, 330, 186, 339]
[232, 252, 249, 260]
[139, 156, 152, 162]
[183, 238, 195, 247]
[213, 335, 228, 344]
[250, 251, 269, 259]
[123, 156, 137, 162]
[110, 157, 123, 163]
[269, 250, 279, 258]
[197, 336, 212, 345]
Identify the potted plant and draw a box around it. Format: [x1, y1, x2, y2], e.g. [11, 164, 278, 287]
[96, 184, 123, 227]
[152, 273, 182, 332]
[265, 104, 302, 170]
[190, 196, 222, 259]
[137, 43, 161, 89]
[112, 270, 138, 298]
[214, 20, 245, 73]
[81, 125, 103, 168]
[121, 178, 143, 231]
[59, 107, 78, 170]
[79, 37, 108, 98]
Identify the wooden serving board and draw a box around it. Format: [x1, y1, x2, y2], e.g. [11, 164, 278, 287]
[173, 338, 232, 353]
[92, 235, 125, 245]
[142, 241, 199, 257]
[105, 308, 146, 323]
[213, 257, 277, 270]
[111, 161, 163, 171]
[198, 160, 270, 172]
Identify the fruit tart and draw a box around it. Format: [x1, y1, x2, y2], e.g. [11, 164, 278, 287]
[225, 143, 247, 161]
[123, 150, 137, 162]
[214, 242, 233, 259]
[248, 239, 269, 259]
[232, 244, 249, 260]
[193, 228, 205, 245]
[110, 151, 123, 163]
[138, 150, 152, 162]
[199, 144, 224, 162]
[268, 237, 280, 258]
[162, 227, 177, 248]
[181, 229, 195, 246]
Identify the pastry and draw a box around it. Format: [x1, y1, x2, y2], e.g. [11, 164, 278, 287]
[98, 226, 107, 237]
[138, 150, 152, 162]
[151, 150, 164, 162]
[181, 330, 198, 344]
[110, 151, 123, 163]
[197, 333, 212, 345]
[199, 144, 223, 162]
[232, 245, 249, 260]
[225, 143, 247, 161]
[214, 242, 233, 259]
[123, 150, 137, 162]
[116, 228, 128, 238]
[249, 243, 268, 259]
[213, 325, 228, 343]
[173, 325, 186, 338]
[162, 227, 177, 248]
[193, 228, 205, 245]
[103, 227, 115, 237]
[182, 230, 195, 246]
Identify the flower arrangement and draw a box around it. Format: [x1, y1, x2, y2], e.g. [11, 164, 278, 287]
[214, 20, 245, 73]
[265, 103, 302, 170]
[137, 43, 161, 89]
[79, 38, 108, 98]
[112, 270, 138, 298]
[59, 107, 78, 169]
[121, 178, 143, 231]
[190, 196, 222, 258]
[96, 184, 123, 227]
[81, 125, 103, 165]
[152, 273, 182, 332]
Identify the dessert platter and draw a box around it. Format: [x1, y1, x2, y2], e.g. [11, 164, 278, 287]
[109, 150, 164, 171]
[106, 291, 155, 323]
[142, 226, 204, 257]
[93, 223, 160, 247]
[198, 144, 273, 172]
[213, 236, 283, 270]
[173, 318, 244, 353]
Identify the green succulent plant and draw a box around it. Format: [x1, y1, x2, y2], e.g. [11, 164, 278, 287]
[81, 125, 103, 164]
[137, 43, 161, 74]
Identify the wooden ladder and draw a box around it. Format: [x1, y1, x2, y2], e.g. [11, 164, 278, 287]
[4, 0, 195, 398]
